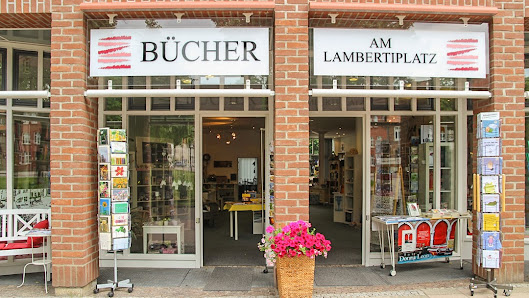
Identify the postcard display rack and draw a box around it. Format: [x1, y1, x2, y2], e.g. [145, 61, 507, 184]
[96, 128, 134, 297]
[469, 112, 512, 297]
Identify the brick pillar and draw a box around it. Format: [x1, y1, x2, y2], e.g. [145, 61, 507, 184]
[472, 0, 525, 283]
[274, 0, 310, 224]
[50, 0, 99, 293]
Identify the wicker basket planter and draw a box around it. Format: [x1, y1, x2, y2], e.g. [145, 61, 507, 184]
[276, 256, 315, 298]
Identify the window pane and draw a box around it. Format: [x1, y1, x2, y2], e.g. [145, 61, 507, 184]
[13, 113, 51, 209]
[200, 97, 219, 110]
[129, 115, 195, 254]
[0, 49, 5, 105]
[151, 76, 170, 89]
[0, 111, 5, 209]
[440, 116, 456, 209]
[417, 98, 435, 111]
[43, 52, 51, 90]
[151, 97, 170, 111]
[346, 97, 364, 111]
[394, 98, 411, 111]
[249, 97, 268, 111]
[105, 98, 122, 111]
[176, 98, 195, 110]
[309, 96, 317, 111]
[224, 97, 244, 111]
[370, 98, 388, 111]
[128, 77, 146, 111]
[346, 76, 366, 89]
[440, 98, 456, 111]
[14, 51, 38, 107]
[105, 115, 122, 129]
[322, 97, 341, 111]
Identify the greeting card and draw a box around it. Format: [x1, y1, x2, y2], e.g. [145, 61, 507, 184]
[112, 214, 129, 226]
[98, 146, 110, 163]
[110, 142, 127, 154]
[99, 164, 110, 181]
[99, 198, 110, 216]
[99, 216, 110, 233]
[112, 225, 129, 238]
[112, 177, 128, 189]
[481, 176, 500, 194]
[478, 138, 501, 157]
[112, 202, 129, 214]
[112, 237, 130, 250]
[111, 189, 129, 202]
[481, 232, 502, 250]
[477, 157, 502, 175]
[111, 154, 127, 166]
[479, 119, 500, 138]
[482, 250, 500, 268]
[482, 194, 500, 213]
[100, 233, 112, 250]
[98, 128, 109, 146]
[482, 213, 500, 231]
[111, 165, 128, 178]
[110, 129, 127, 142]
[99, 181, 110, 198]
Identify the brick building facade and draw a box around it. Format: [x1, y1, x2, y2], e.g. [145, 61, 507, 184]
[0, 0, 525, 293]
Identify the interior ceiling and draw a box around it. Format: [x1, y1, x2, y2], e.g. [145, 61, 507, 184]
[310, 117, 358, 138]
[202, 117, 265, 131]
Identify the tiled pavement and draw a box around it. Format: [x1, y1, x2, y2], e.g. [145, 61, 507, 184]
[0, 260, 528, 297]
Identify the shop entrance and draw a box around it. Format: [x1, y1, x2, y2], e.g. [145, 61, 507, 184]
[309, 117, 363, 265]
[201, 117, 267, 266]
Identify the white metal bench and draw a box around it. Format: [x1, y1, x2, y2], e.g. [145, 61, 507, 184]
[0, 209, 51, 280]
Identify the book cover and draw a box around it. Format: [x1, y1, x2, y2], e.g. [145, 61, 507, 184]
[112, 177, 128, 189]
[99, 216, 110, 233]
[112, 225, 129, 238]
[111, 189, 129, 202]
[111, 154, 127, 166]
[479, 119, 500, 138]
[100, 233, 112, 250]
[482, 250, 500, 269]
[401, 229, 417, 252]
[112, 201, 129, 214]
[112, 214, 129, 226]
[482, 194, 500, 213]
[478, 112, 500, 121]
[477, 157, 502, 175]
[482, 232, 502, 250]
[482, 213, 500, 231]
[99, 163, 110, 181]
[99, 198, 111, 216]
[110, 141, 127, 154]
[98, 128, 109, 146]
[111, 165, 128, 178]
[99, 181, 110, 198]
[112, 237, 130, 250]
[109, 129, 127, 142]
[478, 138, 501, 157]
[98, 146, 110, 163]
[481, 176, 500, 194]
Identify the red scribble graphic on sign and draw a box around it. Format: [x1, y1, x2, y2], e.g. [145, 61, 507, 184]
[447, 38, 479, 72]
[97, 35, 131, 70]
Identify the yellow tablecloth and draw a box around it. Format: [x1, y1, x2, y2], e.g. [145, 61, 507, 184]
[225, 203, 263, 212]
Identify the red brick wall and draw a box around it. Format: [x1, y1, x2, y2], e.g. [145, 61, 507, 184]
[472, 0, 526, 284]
[274, 0, 310, 224]
[50, 0, 99, 288]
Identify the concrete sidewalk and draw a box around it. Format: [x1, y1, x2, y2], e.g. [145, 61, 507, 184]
[0, 261, 528, 297]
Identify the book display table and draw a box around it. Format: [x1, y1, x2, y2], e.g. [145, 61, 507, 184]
[142, 224, 184, 254]
[225, 203, 264, 240]
[372, 213, 469, 276]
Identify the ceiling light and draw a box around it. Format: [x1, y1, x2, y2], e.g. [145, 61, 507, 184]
[226, 141, 231, 145]
[216, 134, 221, 139]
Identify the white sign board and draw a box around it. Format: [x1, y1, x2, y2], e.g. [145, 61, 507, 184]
[90, 28, 269, 76]
[313, 28, 487, 78]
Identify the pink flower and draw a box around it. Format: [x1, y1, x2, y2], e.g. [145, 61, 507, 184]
[266, 225, 275, 233]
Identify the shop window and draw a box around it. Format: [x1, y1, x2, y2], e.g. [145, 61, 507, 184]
[200, 97, 219, 110]
[467, 99, 474, 111]
[440, 98, 456, 111]
[151, 97, 170, 111]
[43, 52, 50, 90]
[151, 76, 170, 89]
[13, 112, 51, 209]
[309, 96, 317, 111]
[105, 115, 122, 129]
[370, 77, 389, 90]
[370, 98, 389, 111]
[175, 98, 195, 110]
[394, 98, 411, 111]
[467, 115, 474, 233]
[0, 111, 5, 209]
[199, 76, 220, 89]
[224, 77, 244, 89]
[322, 97, 341, 111]
[345, 97, 364, 111]
[13, 50, 38, 107]
[224, 97, 244, 111]
[417, 98, 435, 111]
[249, 97, 268, 111]
[393, 77, 413, 90]
[249, 75, 268, 89]
[128, 76, 147, 111]
[321, 76, 336, 89]
[439, 78, 456, 90]
[416, 78, 433, 90]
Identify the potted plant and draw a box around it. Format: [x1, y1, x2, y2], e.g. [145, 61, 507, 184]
[258, 220, 331, 297]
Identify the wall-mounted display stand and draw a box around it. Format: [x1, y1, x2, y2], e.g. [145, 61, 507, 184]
[95, 128, 134, 297]
[468, 112, 512, 297]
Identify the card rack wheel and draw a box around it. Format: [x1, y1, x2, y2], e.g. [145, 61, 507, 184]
[470, 290, 474, 296]
[494, 294, 497, 298]
[445, 257, 450, 263]
[503, 289, 511, 296]
[380, 264, 385, 269]
[389, 270, 396, 276]
[108, 290, 114, 297]
[263, 269, 268, 273]
[128, 285, 134, 293]
[93, 288, 99, 294]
